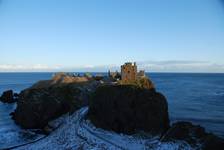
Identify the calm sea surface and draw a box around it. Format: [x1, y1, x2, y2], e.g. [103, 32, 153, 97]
[0, 73, 224, 148]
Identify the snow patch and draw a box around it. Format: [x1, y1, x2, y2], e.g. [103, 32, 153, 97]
[14, 107, 193, 150]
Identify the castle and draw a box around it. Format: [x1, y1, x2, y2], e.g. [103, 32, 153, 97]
[121, 62, 145, 82]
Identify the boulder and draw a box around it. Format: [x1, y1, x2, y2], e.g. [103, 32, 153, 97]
[0, 90, 16, 103]
[87, 85, 169, 135]
[161, 121, 224, 150]
[13, 80, 101, 129]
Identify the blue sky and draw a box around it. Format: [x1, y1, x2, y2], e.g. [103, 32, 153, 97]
[0, 0, 224, 72]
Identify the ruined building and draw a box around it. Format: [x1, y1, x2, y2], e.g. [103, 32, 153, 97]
[138, 70, 145, 77]
[121, 62, 146, 82]
[108, 70, 121, 80]
[121, 62, 137, 82]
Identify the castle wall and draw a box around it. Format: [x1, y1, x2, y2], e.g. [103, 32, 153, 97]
[121, 62, 137, 82]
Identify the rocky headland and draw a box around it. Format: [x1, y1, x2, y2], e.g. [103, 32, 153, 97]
[1, 72, 223, 149]
[11, 73, 103, 129]
[86, 76, 224, 149]
[87, 84, 169, 135]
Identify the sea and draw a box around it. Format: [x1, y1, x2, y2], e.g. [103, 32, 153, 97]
[0, 73, 224, 148]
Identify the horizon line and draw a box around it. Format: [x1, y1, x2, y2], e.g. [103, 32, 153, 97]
[0, 71, 224, 74]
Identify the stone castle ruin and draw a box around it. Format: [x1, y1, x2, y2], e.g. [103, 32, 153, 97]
[121, 62, 145, 82]
[51, 62, 146, 85]
[121, 62, 137, 82]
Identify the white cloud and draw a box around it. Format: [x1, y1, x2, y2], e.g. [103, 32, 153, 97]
[137, 60, 224, 73]
[0, 64, 61, 72]
[0, 60, 224, 72]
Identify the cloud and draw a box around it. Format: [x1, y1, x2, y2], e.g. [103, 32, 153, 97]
[137, 60, 224, 73]
[0, 60, 224, 72]
[137, 60, 208, 66]
[0, 64, 61, 72]
[0, 64, 115, 72]
[60, 64, 120, 72]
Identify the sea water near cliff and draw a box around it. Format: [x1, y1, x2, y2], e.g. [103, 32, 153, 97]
[0, 73, 52, 149]
[0, 72, 224, 148]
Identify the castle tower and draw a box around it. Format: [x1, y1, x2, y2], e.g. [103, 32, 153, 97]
[121, 62, 137, 82]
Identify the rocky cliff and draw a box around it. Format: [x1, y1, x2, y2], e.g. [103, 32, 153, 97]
[87, 84, 169, 135]
[12, 75, 102, 129]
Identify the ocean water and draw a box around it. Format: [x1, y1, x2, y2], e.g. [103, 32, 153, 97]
[0, 73, 224, 148]
[0, 73, 52, 149]
[149, 73, 224, 138]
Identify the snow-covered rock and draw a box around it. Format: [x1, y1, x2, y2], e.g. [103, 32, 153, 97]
[14, 107, 193, 150]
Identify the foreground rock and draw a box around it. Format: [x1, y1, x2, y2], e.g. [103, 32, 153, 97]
[12, 74, 102, 129]
[87, 85, 169, 135]
[0, 90, 18, 103]
[161, 121, 224, 150]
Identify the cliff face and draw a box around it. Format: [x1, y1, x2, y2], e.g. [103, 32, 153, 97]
[12, 78, 101, 129]
[13, 85, 81, 128]
[87, 84, 224, 149]
[88, 85, 169, 135]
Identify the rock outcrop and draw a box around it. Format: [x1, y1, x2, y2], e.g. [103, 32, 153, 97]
[136, 77, 155, 90]
[31, 73, 91, 89]
[0, 90, 18, 103]
[118, 76, 155, 90]
[161, 121, 224, 150]
[12, 77, 101, 129]
[8, 71, 224, 150]
[87, 85, 169, 135]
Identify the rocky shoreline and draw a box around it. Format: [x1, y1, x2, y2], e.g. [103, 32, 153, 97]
[0, 90, 19, 103]
[1, 73, 224, 149]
